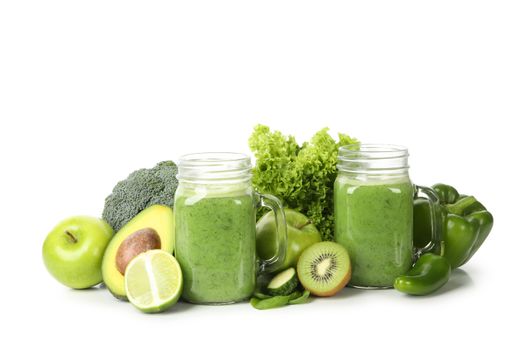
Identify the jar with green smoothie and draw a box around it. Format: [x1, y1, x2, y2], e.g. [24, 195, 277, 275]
[334, 145, 441, 289]
[175, 153, 287, 304]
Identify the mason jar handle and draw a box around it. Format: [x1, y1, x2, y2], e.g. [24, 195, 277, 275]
[256, 193, 287, 274]
[414, 185, 443, 258]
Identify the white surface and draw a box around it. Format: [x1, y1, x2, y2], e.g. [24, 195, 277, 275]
[1, 1, 524, 349]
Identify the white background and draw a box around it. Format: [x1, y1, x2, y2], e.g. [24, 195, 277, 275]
[1, 1, 524, 349]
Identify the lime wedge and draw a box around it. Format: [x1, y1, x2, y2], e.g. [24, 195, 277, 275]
[124, 250, 183, 313]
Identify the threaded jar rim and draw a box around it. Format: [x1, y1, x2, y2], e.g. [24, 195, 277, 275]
[177, 152, 252, 183]
[337, 144, 409, 175]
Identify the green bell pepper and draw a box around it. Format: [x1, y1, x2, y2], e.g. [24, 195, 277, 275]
[414, 183, 494, 269]
[394, 253, 451, 296]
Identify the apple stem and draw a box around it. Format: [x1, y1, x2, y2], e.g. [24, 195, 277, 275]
[65, 230, 77, 243]
[297, 220, 311, 230]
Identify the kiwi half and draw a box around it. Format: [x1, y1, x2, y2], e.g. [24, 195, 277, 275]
[297, 242, 351, 297]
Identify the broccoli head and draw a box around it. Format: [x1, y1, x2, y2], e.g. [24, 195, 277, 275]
[102, 161, 178, 232]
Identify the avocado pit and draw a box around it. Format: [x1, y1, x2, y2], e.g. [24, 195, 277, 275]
[115, 228, 161, 275]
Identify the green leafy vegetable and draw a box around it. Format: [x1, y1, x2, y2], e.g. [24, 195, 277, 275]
[249, 125, 359, 241]
[250, 295, 291, 310]
[250, 290, 311, 310]
[102, 161, 178, 232]
[286, 290, 302, 300]
[288, 290, 310, 305]
[253, 292, 273, 300]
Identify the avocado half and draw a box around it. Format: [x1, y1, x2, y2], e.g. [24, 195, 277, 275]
[101, 205, 175, 300]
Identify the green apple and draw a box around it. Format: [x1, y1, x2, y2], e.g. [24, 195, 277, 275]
[42, 216, 113, 289]
[256, 208, 321, 272]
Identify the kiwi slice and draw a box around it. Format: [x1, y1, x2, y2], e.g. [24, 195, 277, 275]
[297, 242, 351, 297]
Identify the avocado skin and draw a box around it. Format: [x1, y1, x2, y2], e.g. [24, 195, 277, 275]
[101, 205, 175, 300]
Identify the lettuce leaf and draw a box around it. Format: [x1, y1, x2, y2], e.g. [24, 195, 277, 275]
[249, 125, 359, 241]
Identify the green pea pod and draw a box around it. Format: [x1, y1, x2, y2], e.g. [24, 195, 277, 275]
[394, 253, 451, 296]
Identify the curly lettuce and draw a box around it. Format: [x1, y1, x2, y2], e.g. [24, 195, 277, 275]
[249, 125, 359, 241]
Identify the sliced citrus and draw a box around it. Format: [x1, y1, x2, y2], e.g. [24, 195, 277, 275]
[124, 249, 183, 313]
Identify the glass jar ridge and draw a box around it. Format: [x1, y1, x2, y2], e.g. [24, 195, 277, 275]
[177, 152, 253, 184]
[337, 144, 409, 177]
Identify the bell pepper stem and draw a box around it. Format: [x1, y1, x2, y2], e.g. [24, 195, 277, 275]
[446, 196, 477, 216]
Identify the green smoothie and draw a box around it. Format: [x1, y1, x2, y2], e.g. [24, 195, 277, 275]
[175, 192, 256, 304]
[334, 176, 414, 287]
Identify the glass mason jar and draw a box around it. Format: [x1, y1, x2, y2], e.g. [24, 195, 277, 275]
[174, 152, 287, 304]
[334, 145, 441, 289]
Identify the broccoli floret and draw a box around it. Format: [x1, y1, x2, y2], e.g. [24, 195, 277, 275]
[102, 161, 178, 232]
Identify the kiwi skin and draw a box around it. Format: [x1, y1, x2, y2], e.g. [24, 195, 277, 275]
[297, 242, 351, 297]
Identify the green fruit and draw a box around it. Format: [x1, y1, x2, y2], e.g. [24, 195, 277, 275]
[267, 267, 298, 296]
[115, 228, 161, 275]
[125, 250, 183, 313]
[297, 242, 351, 297]
[42, 216, 113, 289]
[257, 208, 321, 271]
[102, 205, 175, 300]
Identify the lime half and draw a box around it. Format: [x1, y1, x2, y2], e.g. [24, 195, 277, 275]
[124, 250, 183, 313]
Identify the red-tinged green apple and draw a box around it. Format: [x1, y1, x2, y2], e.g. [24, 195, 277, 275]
[256, 208, 321, 272]
[42, 216, 113, 289]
